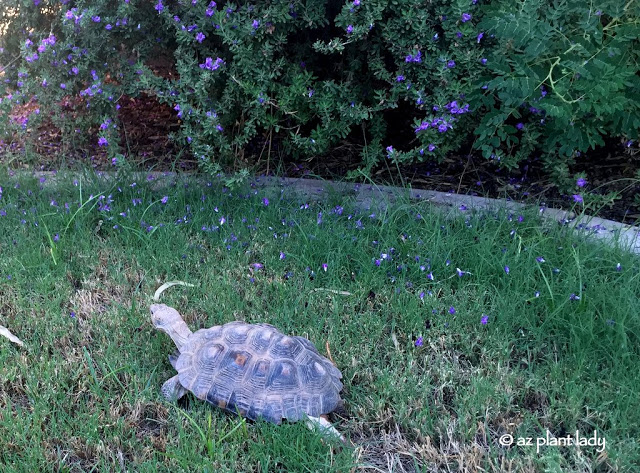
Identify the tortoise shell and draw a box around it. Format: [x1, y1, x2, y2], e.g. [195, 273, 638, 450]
[174, 321, 343, 424]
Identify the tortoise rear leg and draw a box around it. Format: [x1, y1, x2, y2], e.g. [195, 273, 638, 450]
[161, 375, 188, 401]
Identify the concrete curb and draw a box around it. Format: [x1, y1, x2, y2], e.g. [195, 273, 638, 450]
[9, 170, 640, 255]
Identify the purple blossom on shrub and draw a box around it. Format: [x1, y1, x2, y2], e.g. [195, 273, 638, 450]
[461, 13, 472, 22]
[481, 315, 489, 325]
[155, 0, 164, 12]
[98, 137, 108, 146]
[206, 8, 215, 16]
[449, 306, 456, 315]
[196, 32, 205, 42]
[576, 177, 586, 187]
[346, 25, 353, 34]
[106, 24, 112, 30]
[60, 83, 66, 89]
[415, 336, 423, 347]
[428, 144, 436, 151]
[477, 32, 484, 43]
[446, 60, 456, 68]
[252, 20, 260, 29]
[573, 194, 583, 203]
[516, 123, 524, 130]
[200, 57, 225, 70]
[262, 197, 269, 206]
[161, 196, 169, 204]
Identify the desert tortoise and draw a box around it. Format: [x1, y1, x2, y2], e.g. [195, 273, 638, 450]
[151, 303, 344, 431]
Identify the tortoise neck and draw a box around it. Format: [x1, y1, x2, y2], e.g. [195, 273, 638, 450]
[165, 319, 192, 351]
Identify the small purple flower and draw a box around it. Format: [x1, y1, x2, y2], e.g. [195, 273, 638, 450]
[415, 336, 424, 347]
[536, 256, 545, 263]
[576, 177, 586, 188]
[456, 268, 465, 277]
[374, 259, 381, 266]
[279, 252, 286, 260]
[504, 266, 510, 274]
[252, 20, 260, 29]
[92, 15, 101, 22]
[396, 75, 405, 82]
[98, 137, 108, 146]
[616, 263, 621, 271]
[251, 263, 263, 270]
[105, 24, 112, 30]
[427, 272, 434, 281]
[262, 197, 269, 206]
[461, 13, 472, 22]
[155, 0, 164, 12]
[449, 306, 456, 315]
[346, 24, 353, 34]
[481, 315, 489, 325]
[160, 195, 169, 204]
[446, 60, 456, 68]
[70, 311, 76, 318]
[60, 83, 66, 89]
[477, 32, 484, 43]
[322, 263, 328, 272]
[572, 194, 583, 203]
[196, 32, 205, 43]
[570, 293, 581, 301]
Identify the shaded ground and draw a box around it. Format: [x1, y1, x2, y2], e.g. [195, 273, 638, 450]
[2, 93, 639, 224]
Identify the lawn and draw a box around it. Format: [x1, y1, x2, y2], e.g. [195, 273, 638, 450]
[0, 170, 638, 472]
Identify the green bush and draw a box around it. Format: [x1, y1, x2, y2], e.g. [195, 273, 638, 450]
[1, 0, 638, 184]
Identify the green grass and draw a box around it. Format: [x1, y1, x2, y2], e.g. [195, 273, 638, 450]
[0, 170, 639, 472]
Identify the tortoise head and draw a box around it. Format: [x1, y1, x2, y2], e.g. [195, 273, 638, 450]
[150, 303, 193, 351]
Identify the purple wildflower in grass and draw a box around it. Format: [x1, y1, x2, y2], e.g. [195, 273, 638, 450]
[456, 268, 465, 277]
[70, 311, 76, 318]
[346, 25, 353, 34]
[160, 195, 169, 204]
[105, 24, 112, 30]
[428, 144, 436, 152]
[219, 216, 226, 225]
[279, 252, 286, 260]
[616, 263, 621, 271]
[516, 123, 524, 130]
[196, 32, 205, 42]
[481, 315, 489, 325]
[317, 212, 323, 225]
[415, 336, 424, 347]
[252, 20, 260, 29]
[54, 233, 59, 242]
[98, 137, 108, 146]
[449, 306, 456, 315]
[251, 263, 263, 270]
[461, 13, 472, 22]
[447, 60, 455, 68]
[374, 259, 381, 266]
[536, 256, 545, 263]
[477, 32, 484, 43]
[427, 272, 434, 281]
[573, 194, 583, 203]
[481, 58, 487, 65]
[0, 210, 5, 217]
[322, 263, 328, 272]
[60, 83, 66, 89]
[419, 291, 425, 300]
[111, 157, 118, 166]
[262, 197, 269, 206]
[535, 291, 540, 297]
[92, 15, 101, 22]
[504, 266, 510, 274]
[155, 0, 164, 12]
[570, 293, 580, 301]
[576, 177, 586, 187]
[396, 75, 405, 82]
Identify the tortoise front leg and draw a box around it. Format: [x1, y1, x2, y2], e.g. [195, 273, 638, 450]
[161, 375, 188, 401]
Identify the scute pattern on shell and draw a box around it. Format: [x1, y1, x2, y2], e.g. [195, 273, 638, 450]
[175, 321, 343, 424]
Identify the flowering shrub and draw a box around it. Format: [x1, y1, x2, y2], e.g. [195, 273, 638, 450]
[0, 0, 638, 183]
